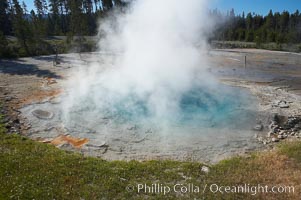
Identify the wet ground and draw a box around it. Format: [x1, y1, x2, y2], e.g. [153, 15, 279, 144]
[1, 49, 301, 163]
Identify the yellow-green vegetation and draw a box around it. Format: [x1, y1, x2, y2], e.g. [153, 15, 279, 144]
[279, 141, 301, 164]
[0, 112, 301, 199]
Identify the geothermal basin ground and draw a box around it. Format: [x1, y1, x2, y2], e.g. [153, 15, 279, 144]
[1, 49, 301, 163]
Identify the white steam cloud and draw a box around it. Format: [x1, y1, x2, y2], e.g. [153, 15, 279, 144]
[62, 0, 215, 126]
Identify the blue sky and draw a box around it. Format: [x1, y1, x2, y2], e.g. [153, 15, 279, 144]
[210, 0, 301, 15]
[23, 0, 301, 15]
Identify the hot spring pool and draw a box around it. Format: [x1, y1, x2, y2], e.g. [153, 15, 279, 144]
[20, 82, 264, 163]
[63, 82, 258, 131]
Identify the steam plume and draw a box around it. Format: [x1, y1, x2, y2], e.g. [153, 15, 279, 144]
[62, 0, 215, 127]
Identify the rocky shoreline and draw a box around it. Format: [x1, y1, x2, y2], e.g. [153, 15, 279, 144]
[222, 79, 301, 147]
[257, 114, 301, 144]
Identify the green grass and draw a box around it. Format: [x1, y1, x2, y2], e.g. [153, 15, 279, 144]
[0, 112, 301, 199]
[279, 141, 301, 164]
[0, 132, 201, 199]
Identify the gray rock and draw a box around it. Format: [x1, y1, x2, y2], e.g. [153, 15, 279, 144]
[32, 109, 54, 120]
[279, 101, 289, 108]
[273, 100, 289, 108]
[24, 124, 31, 130]
[5, 96, 13, 101]
[253, 124, 263, 131]
[272, 100, 281, 107]
[271, 113, 280, 123]
[294, 124, 301, 129]
[278, 130, 285, 135]
[287, 117, 300, 125]
[272, 138, 279, 142]
[201, 166, 210, 173]
[269, 122, 279, 134]
[277, 135, 286, 139]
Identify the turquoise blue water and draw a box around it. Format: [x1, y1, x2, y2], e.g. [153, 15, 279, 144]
[98, 84, 257, 130]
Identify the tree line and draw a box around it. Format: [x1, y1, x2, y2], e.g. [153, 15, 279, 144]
[211, 8, 301, 44]
[0, 0, 127, 57]
[1, 0, 127, 36]
[0, 0, 301, 58]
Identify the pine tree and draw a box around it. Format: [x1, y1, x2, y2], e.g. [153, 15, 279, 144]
[101, 0, 113, 11]
[0, 0, 10, 34]
[83, 0, 96, 35]
[34, 0, 48, 37]
[34, 0, 47, 16]
[49, 0, 61, 35]
[22, 1, 27, 14]
[12, 0, 35, 55]
[0, 30, 9, 57]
